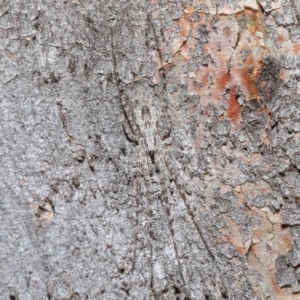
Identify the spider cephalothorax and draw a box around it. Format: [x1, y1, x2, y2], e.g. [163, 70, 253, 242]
[135, 104, 160, 162]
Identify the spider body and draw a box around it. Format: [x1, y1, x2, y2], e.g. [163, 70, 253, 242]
[111, 23, 227, 299]
[136, 104, 160, 162]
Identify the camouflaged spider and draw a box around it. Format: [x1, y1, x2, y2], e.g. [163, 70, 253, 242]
[115, 87, 217, 289]
[118, 90, 184, 284]
[111, 24, 223, 297]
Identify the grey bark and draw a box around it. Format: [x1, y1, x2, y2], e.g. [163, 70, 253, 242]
[1, 0, 300, 299]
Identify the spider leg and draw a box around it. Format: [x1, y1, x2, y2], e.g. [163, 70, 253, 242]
[164, 152, 217, 265]
[139, 147, 154, 291]
[132, 146, 142, 273]
[157, 148, 185, 286]
[110, 26, 140, 139]
[164, 152, 229, 296]
[120, 92, 141, 137]
[165, 153, 230, 296]
[157, 105, 172, 141]
[158, 124, 171, 141]
[147, 13, 166, 81]
[122, 120, 139, 144]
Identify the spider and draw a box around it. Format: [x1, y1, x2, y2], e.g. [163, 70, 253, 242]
[121, 91, 184, 280]
[110, 23, 227, 299]
[118, 87, 219, 282]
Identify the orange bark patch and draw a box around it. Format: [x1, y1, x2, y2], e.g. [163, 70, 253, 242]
[224, 235, 232, 244]
[236, 247, 245, 255]
[216, 72, 231, 93]
[280, 225, 293, 249]
[201, 73, 209, 87]
[236, 47, 262, 99]
[276, 31, 286, 43]
[176, 17, 190, 41]
[226, 87, 240, 122]
[223, 25, 232, 37]
[292, 44, 300, 55]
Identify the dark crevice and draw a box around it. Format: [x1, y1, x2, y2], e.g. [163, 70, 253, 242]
[47, 292, 52, 300]
[222, 291, 229, 299]
[173, 285, 181, 294]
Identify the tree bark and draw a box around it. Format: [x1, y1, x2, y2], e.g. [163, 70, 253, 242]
[1, 0, 300, 299]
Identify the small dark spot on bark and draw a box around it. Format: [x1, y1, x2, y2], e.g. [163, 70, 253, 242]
[173, 285, 181, 294]
[257, 56, 281, 103]
[283, 197, 289, 203]
[72, 293, 80, 300]
[72, 177, 80, 188]
[248, 66, 254, 75]
[68, 58, 76, 73]
[10, 296, 17, 300]
[33, 21, 40, 30]
[120, 147, 126, 156]
[50, 72, 60, 84]
[222, 291, 229, 299]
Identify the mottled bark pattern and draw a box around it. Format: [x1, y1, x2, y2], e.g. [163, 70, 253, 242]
[1, 0, 300, 299]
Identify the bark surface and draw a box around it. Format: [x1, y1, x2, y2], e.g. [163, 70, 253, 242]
[1, 0, 300, 299]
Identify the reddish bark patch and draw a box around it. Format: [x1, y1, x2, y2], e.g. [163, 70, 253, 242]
[224, 235, 232, 244]
[226, 87, 240, 122]
[237, 247, 245, 255]
[223, 25, 232, 37]
[238, 51, 262, 99]
[201, 73, 209, 87]
[276, 31, 285, 43]
[293, 44, 300, 55]
[176, 17, 190, 41]
[216, 72, 231, 93]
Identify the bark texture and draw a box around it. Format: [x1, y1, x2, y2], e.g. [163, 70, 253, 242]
[1, 0, 300, 299]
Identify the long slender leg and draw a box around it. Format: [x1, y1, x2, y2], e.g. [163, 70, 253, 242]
[147, 15, 173, 146]
[164, 152, 217, 265]
[122, 120, 138, 144]
[132, 147, 141, 273]
[119, 93, 141, 137]
[158, 105, 171, 141]
[164, 153, 230, 297]
[139, 148, 154, 291]
[147, 12, 171, 123]
[157, 149, 185, 286]
[147, 13, 166, 80]
[110, 26, 140, 137]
